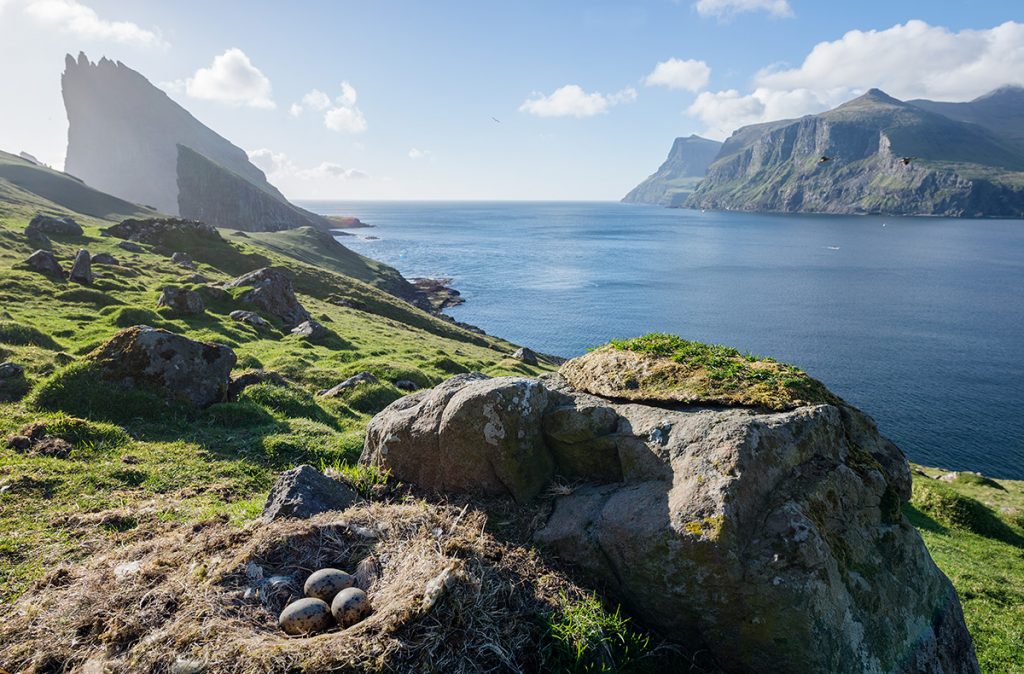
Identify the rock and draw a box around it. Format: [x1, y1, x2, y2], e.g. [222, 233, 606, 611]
[68, 249, 94, 285]
[227, 370, 286, 401]
[91, 252, 118, 266]
[333, 297, 368, 311]
[87, 325, 235, 407]
[394, 379, 418, 391]
[171, 252, 196, 269]
[227, 267, 310, 329]
[319, 372, 378, 398]
[6, 423, 73, 459]
[229, 310, 270, 330]
[117, 241, 145, 253]
[261, 464, 359, 522]
[0, 362, 24, 379]
[157, 286, 205, 315]
[304, 569, 355, 603]
[103, 217, 222, 246]
[511, 347, 538, 366]
[331, 587, 372, 628]
[23, 250, 65, 278]
[290, 319, 331, 340]
[185, 273, 210, 284]
[278, 597, 333, 636]
[361, 374, 554, 503]
[25, 213, 83, 238]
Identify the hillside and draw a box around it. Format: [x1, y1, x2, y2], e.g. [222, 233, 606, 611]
[622, 135, 722, 206]
[62, 53, 328, 232]
[910, 86, 1024, 151]
[688, 88, 1024, 217]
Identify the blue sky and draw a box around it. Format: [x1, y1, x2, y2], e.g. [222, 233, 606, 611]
[1, 0, 1022, 199]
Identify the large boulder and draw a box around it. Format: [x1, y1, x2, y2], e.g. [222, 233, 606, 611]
[511, 347, 538, 366]
[157, 286, 205, 315]
[68, 249, 93, 285]
[226, 267, 310, 329]
[359, 362, 978, 673]
[361, 374, 554, 503]
[25, 214, 82, 238]
[22, 250, 65, 278]
[86, 325, 235, 407]
[103, 218, 221, 246]
[261, 464, 359, 522]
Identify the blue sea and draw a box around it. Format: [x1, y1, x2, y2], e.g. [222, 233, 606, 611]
[300, 201, 1024, 479]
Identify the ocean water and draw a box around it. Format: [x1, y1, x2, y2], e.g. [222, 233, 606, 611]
[301, 200, 1024, 479]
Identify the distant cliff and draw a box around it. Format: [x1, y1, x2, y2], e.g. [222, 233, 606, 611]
[687, 89, 1024, 217]
[622, 135, 722, 206]
[62, 53, 328, 231]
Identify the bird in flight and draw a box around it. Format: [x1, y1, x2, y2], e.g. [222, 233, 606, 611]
[818, 155, 834, 163]
[491, 117, 501, 124]
[900, 156, 917, 165]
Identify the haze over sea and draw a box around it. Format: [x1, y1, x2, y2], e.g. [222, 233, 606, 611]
[305, 201, 1024, 479]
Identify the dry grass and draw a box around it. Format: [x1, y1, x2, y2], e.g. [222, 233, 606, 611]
[0, 500, 592, 674]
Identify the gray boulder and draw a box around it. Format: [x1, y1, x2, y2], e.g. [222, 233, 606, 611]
[319, 371, 378, 398]
[22, 250, 65, 278]
[86, 325, 235, 407]
[0, 362, 24, 379]
[360, 370, 979, 673]
[68, 249, 93, 285]
[394, 379, 419, 391]
[361, 374, 554, 503]
[91, 252, 118, 266]
[26, 214, 82, 238]
[290, 319, 331, 340]
[117, 241, 145, 253]
[229, 309, 270, 330]
[227, 267, 310, 329]
[157, 286, 205, 315]
[171, 251, 196, 269]
[511, 347, 538, 366]
[261, 464, 359, 522]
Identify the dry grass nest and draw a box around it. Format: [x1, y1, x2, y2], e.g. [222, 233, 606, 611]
[0, 500, 588, 673]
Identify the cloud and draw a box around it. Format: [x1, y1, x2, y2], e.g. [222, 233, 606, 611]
[644, 58, 711, 92]
[693, 0, 793, 19]
[687, 20, 1024, 140]
[408, 148, 431, 160]
[185, 48, 275, 109]
[519, 84, 637, 118]
[247, 149, 367, 181]
[22, 0, 166, 46]
[323, 81, 366, 133]
[289, 88, 331, 117]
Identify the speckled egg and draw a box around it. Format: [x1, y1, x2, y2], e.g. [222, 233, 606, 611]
[278, 597, 333, 636]
[331, 587, 372, 627]
[304, 568, 355, 603]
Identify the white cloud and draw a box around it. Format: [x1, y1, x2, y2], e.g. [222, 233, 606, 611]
[519, 84, 637, 118]
[289, 88, 331, 116]
[247, 148, 294, 176]
[297, 162, 369, 181]
[185, 48, 275, 109]
[687, 20, 1024, 140]
[293, 81, 367, 133]
[644, 58, 711, 92]
[694, 0, 793, 19]
[408, 148, 432, 160]
[247, 149, 367, 181]
[324, 105, 367, 133]
[22, 0, 166, 46]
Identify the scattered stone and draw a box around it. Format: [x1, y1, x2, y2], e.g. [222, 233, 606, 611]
[304, 569, 355, 603]
[319, 372, 378, 398]
[511, 347, 538, 366]
[261, 464, 359, 522]
[278, 597, 333, 636]
[91, 252, 119, 266]
[171, 252, 196, 269]
[333, 297, 368, 311]
[0, 362, 24, 379]
[23, 250, 65, 278]
[104, 218, 221, 246]
[157, 286, 205, 315]
[331, 587, 372, 628]
[227, 370, 287, 401]
[290, 319, 330, 340]
[25, 214, 82, 238]
[68, 249, 94, 285]
[185, 273, 210, 284]
[394, 379, 418, 391]
[6, 423, 73, 459]
[87, 325, 235, 407]
[227, 267, 310, 329]
[229, 310, 271, 330]
[117, 241, 145, 253]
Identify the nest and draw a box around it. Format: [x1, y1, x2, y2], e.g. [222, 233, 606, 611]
[0, 500, 584, 673]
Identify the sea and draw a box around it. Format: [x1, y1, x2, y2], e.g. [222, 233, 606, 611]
[299, 200, 1024, 480]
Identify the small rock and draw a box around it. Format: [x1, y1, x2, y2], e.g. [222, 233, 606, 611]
[229, 310, 270, 330]
[331, 587, 372, 628]
[171, 252, 196, 269]
[291, 319, 331, 340]
[185, 273, 210, 284]
[319, 372, 378, 397]
[394, 379, 418, 391]
[278, 597, 333, 636]
[0, 362, 24, 379]
[227, 267, 310, 329]
[25, 214, 82, 238]
[68, 249, 94, 285]
[117, 241, 145, 253]
[23, 250, 65, 278]
[304, 568, 355, 603]
[261, 465, 359, 522]
[91, 252, 119, 266]
[157, 286, 205, 315]
[511, 347, 539, 366]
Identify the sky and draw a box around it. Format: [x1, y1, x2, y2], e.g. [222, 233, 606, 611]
[0, 0, 1022, 200]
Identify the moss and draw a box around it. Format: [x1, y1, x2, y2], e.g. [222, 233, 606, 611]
[29, 361, 180, 424]
[54, 289, 122, 307]
[0, 321, 61, 350]
[911, 481, 1023, 545]
[204, 401, 276, 428]
[238, 383, 333, 426]
[336, 382, 404, 415]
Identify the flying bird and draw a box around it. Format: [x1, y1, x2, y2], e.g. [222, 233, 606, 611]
[900, 156, 917, 165]
[491, 117, 502, 124]
[818, 155, 834, 163]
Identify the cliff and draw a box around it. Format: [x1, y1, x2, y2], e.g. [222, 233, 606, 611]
[687, 89, 1024, 217]
[910, 86, 1024, 152]
[622, 134, 722, 205]
[62, 53, 328, 231]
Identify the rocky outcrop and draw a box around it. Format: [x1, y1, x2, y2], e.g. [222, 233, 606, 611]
[261, 465, 359, 522]
[227, 267, 310, 329]
[360, 360, 979, 673]
[103, 217, 221, 246]
[91, 252, 118, 266]
[157, 286, 204, 315]
[86, 325, 235, 407]
[22, 250, 65, 278]
[171, 251, 195, 269]
[229, 310, 271, 331]
[290, 319, 331, 341]
[511, 347, 538, 366]
[68, 249, 93, 285]
[25, 213, 82, 238]
[622, 135, 722, 206]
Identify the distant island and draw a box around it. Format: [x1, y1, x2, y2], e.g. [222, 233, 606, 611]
[625, 86, 1024, 217]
